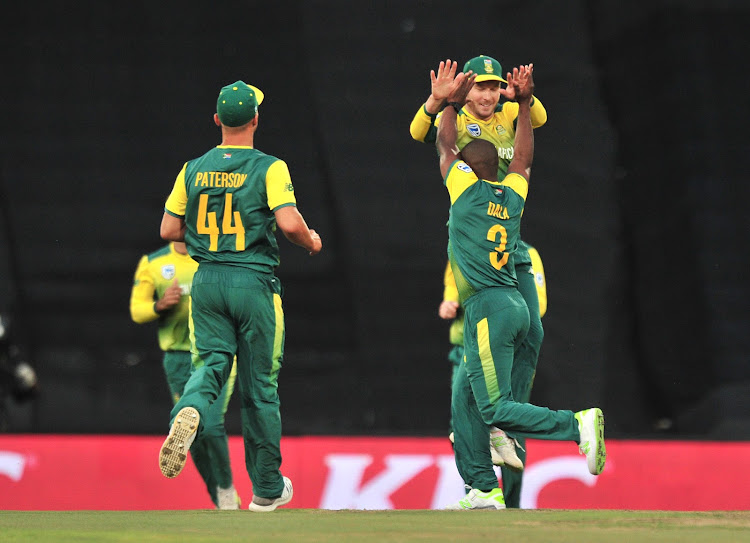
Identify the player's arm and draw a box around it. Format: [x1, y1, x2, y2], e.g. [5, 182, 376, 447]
[130, 256, 160, 323]
[528, 246, 547, 318]
[409, 59, 459, 143]
[275, 207, 322, 255]
[436, 71, 476, 179]
[529, 95, 547, 128]
[161, 213, 185, 241]
[438, 261, 460, 320]
[266, 160, 322, 256]
[161, 163, 188, 241]
[506, 65, 535, 182]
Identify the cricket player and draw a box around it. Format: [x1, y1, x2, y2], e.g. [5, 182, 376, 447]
[158, 80, 322, 512]
[412, 55, 548, 507]
[130, 241, 239, 509]
[436, 64, 605, 510]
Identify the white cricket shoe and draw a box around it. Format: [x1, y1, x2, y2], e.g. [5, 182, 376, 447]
[489, 427, 524, 471]
[445, 487, 506, 510]
[575, 408, 606, 475]
[217, 485, 241, 510]
[158, 407, 200, 478]
[248, 476, 293, 512]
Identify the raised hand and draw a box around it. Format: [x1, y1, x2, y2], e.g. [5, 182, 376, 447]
[430, 59, 459, 102]
[499, 64, 534, 102]
[446, 70, 476, 107]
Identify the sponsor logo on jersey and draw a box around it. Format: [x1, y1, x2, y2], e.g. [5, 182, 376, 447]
[161, 265, 176, 280]
[495, 125, 507, 135]
[535, 271, 545, 287]
[223, 153, 232, 159]
[457, 162, 473, 173]
[467, 124, 481, 137]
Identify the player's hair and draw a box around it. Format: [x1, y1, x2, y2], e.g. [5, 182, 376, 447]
[461, 140, 499, 180]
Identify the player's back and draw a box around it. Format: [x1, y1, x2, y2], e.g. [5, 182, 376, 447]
[448, 173, 526, 302]
[183, 146, 281, 272]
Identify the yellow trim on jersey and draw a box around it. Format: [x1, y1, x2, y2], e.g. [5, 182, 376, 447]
[443, 260, 459, 303]
[528, 246, 547, 318]
[445, 160, 479, 205]
[266, 160, 297, 211]
[501, 173, 529, 201]
[477, 318, 500, 404]
[165, 162, 189, 217]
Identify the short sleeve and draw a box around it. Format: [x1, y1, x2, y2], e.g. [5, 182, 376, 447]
[165, 163, 189, 217]
[266, 160, 297, 211]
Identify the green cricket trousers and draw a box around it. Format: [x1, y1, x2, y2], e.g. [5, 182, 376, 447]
[501, 260, 544, 507]
[163, 350, 236, 506]
[171, 262, 286, 499]
[451, 285, 578, 493]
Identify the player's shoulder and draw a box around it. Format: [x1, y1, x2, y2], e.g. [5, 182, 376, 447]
[146, 244, 172, 262]
[495, 101, 519, 118]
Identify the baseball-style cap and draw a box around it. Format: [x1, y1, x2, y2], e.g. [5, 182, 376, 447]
[216, 81, 265, 127]
[463, 55, 507, 83]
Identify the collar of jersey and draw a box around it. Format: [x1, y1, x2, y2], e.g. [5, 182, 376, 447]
[216, 145, 254, 149]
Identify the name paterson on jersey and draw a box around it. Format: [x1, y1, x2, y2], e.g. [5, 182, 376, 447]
[195, 171, 248, 188]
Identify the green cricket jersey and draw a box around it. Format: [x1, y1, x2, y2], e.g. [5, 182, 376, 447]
[444, 160, 528, 303]
[411, 98, 546, 267]
[130, 242, 198, 352]
[164, 145, 297, 272]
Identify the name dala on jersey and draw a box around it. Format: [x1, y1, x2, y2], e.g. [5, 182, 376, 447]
[194, 171, 248, 188]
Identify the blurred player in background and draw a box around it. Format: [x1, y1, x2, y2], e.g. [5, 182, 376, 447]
[158, 80, 322, 512]
[0, 313, 37, 432]
[413, 55, 548, 508]
[130, 241, 239, 509]
[437, 63, 605, 510]
[439, 240, 546, 507]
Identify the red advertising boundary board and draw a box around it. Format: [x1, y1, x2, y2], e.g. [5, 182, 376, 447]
[1, 435, 748, 510]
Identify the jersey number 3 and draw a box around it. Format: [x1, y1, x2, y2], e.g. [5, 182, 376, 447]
[196, 193, 245, 251]
[487, 224, 509, 270]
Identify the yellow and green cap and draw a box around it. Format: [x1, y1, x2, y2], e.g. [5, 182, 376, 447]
[216, 81, 265, 127]
[463, 55, 507, 83]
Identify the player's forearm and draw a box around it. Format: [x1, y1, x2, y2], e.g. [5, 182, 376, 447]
[513, 100, 534, 169]
[409, 105, 437, 142]
[282, 225, 317, 253]
[130, 299, 160, 323]
[436, 105, 458, 158]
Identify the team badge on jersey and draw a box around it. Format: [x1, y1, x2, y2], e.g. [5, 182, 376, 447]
[457, 162, 473, 173]
[467, 124, 481, 137]
[223, 153, 232, 159]
[495, 125, 507, 135]
[161, 265, 176, 280]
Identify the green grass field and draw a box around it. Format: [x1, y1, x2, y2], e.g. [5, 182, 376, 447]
[1, 510, 749, 542]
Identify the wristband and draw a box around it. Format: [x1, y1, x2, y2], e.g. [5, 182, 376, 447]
[447, 102, 462, 113]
